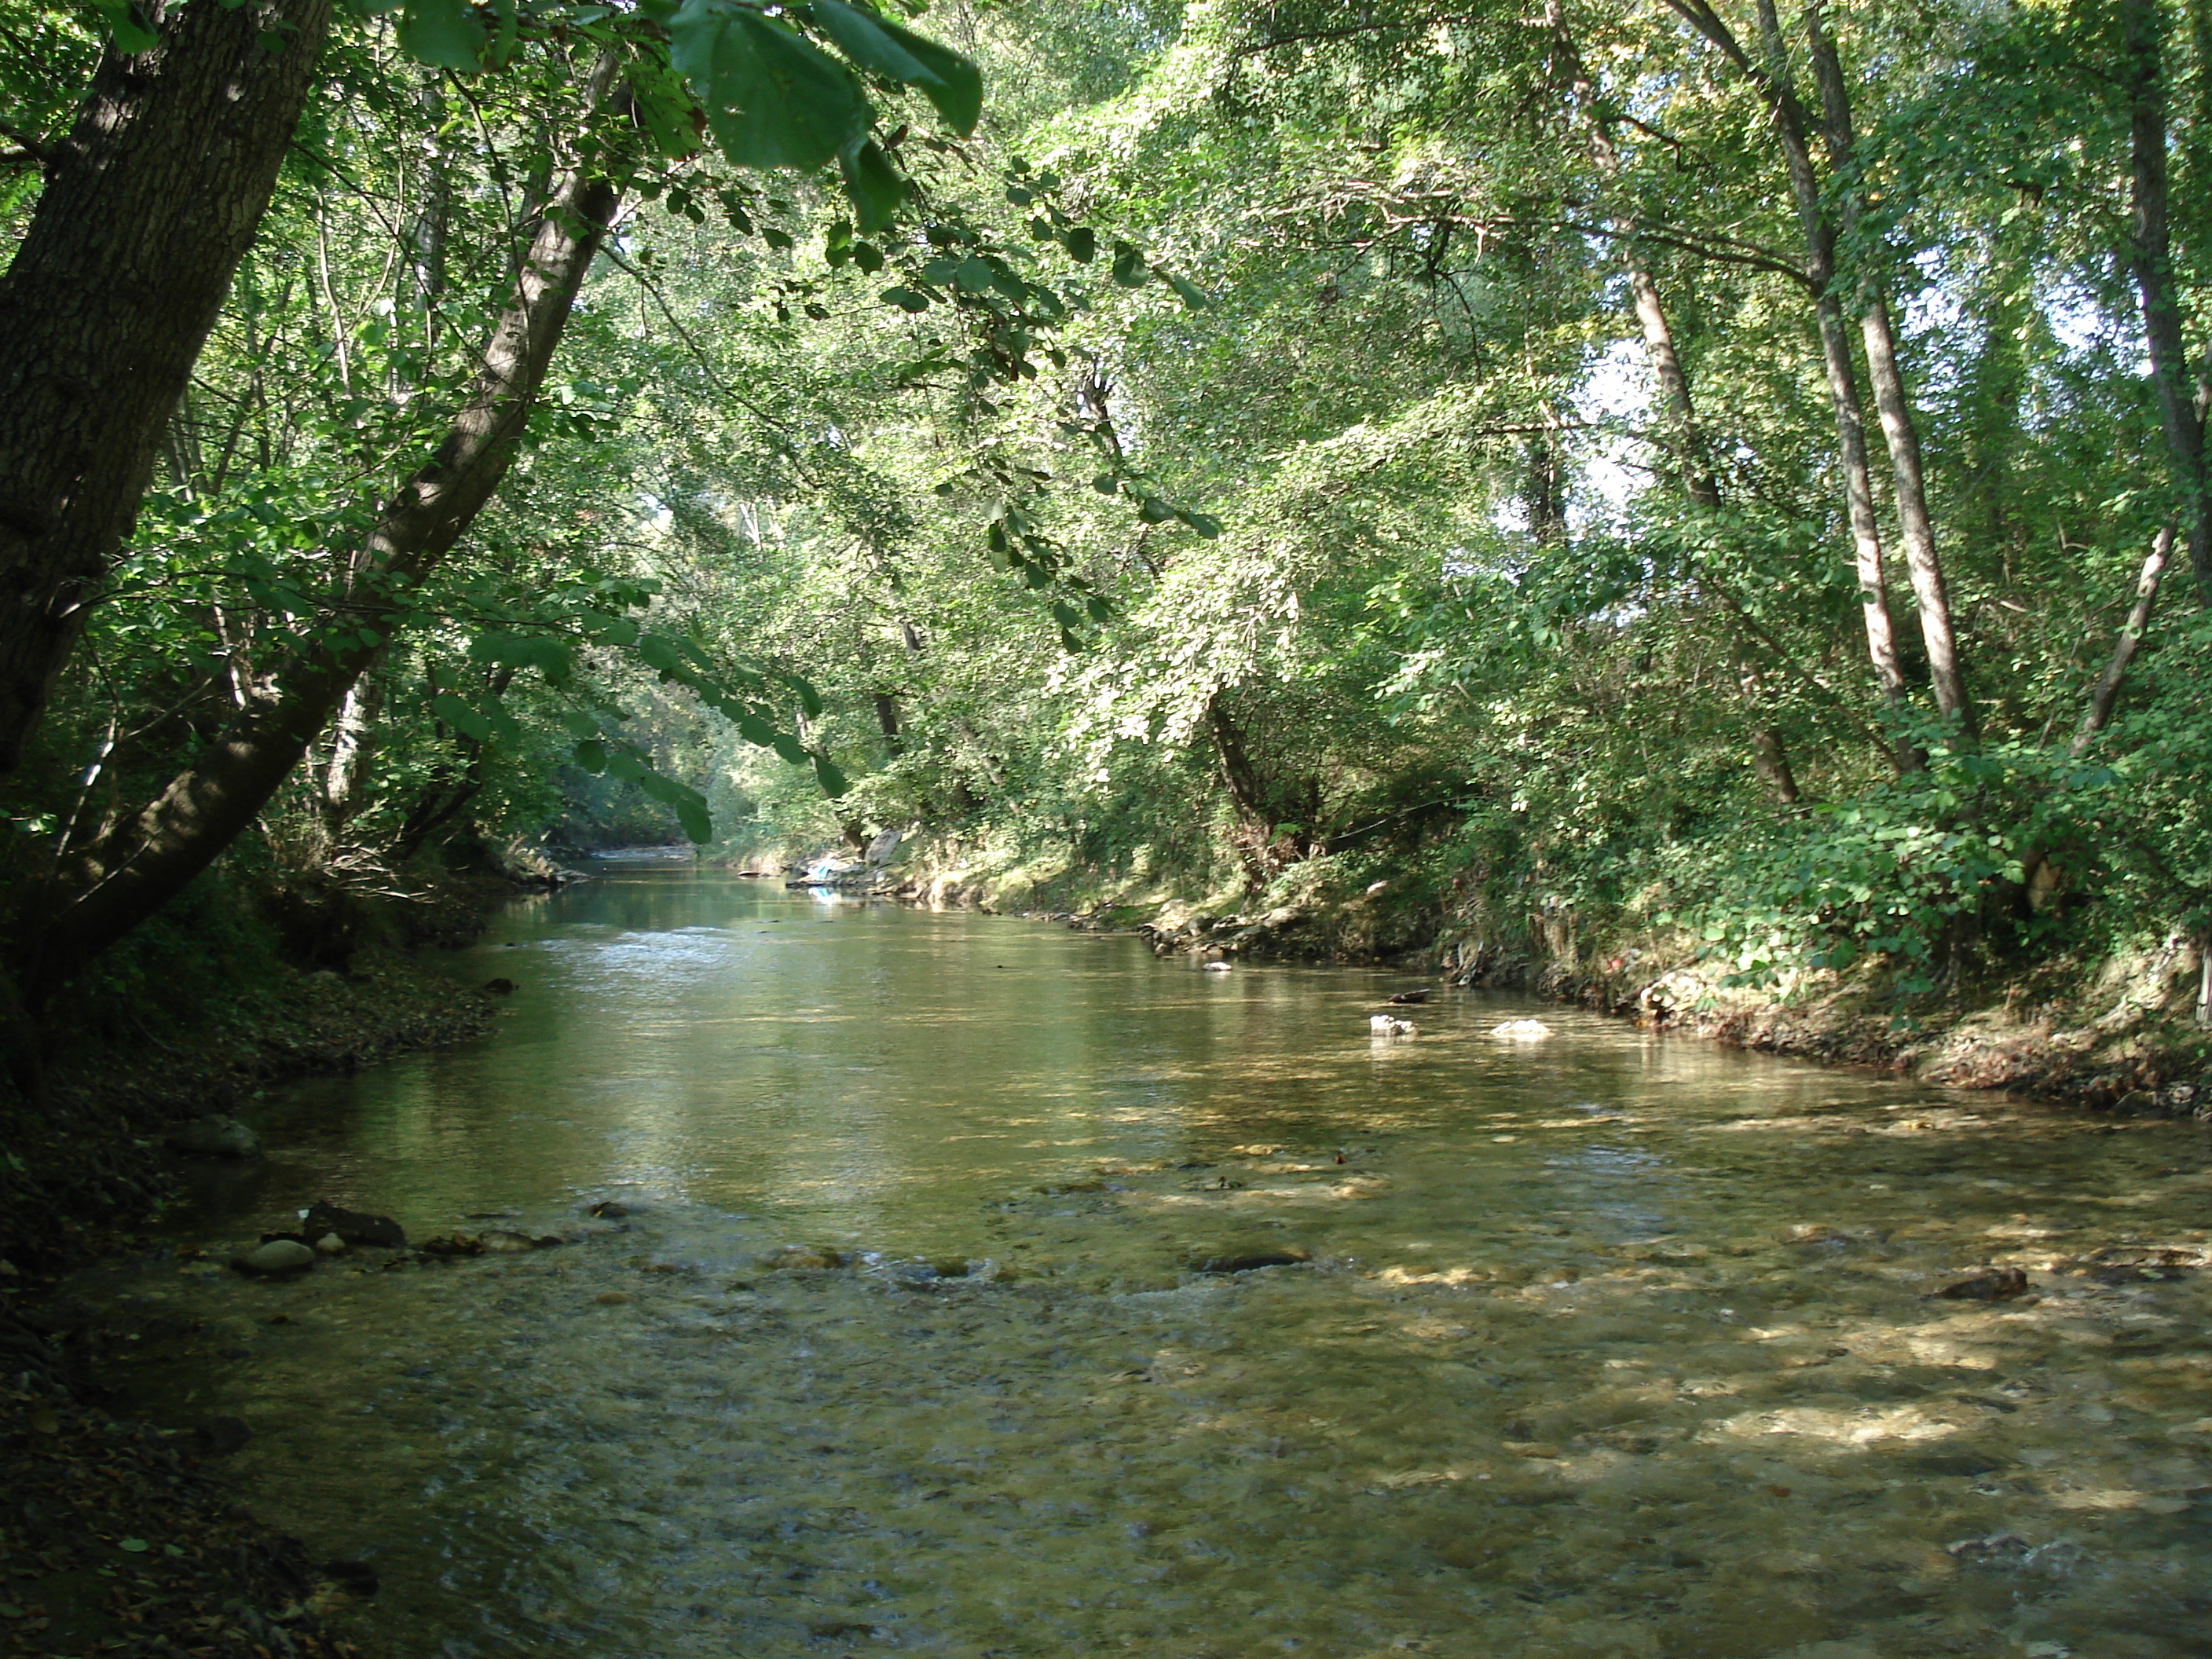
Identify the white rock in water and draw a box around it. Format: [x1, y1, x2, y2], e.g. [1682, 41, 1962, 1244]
[313, 1232, 347, 1256]
[1369, 1015, 1417, 1037]
[1490, 1019, 1553, 1041]
[1201, 961, 1232, 972]
[235, 1240, 315, 1276]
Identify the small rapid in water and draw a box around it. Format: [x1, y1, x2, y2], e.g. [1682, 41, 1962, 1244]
[73, 865, 2212, 1657]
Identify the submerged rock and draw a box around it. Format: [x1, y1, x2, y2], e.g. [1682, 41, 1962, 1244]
[482, 977, 518, 995]
[194, 1415, 253, 1456]
[313, 1232, 348, 1257]
[1489, 1019, 1553, 1041]
[1930, 1267, 2030, 1301]
[1192, 1247, 1312, 1274]
[587, 1199, 631, 1219]
[1387, 988, 1430, 1005]
[1370, 1015, 1417, 1037]
[1201, 961, 1233, 973]
[302, 1201, 406, 1249]
[324, 1558, 380, 1596]
[168, 1115, 260, 1159]
[233, 1240, 315, 1277]
[759, 1246, 846, 1270]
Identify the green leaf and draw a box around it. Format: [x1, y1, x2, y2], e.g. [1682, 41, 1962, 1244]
[669, 2, 870, 172]
[676, 799, 715, 844]
[814, 754, 851, 797]
[630, 60, 704, 159]
[430, 693, 494, 745]
[881, 286, 931, 312]
[94, 0, 159, 52]
[635, 633, 687, 678]
[395, 0, 485, 71]
[952, 256, 995, 292]
[605, 749, 648, 783]
[1136, 495, 1174, 524]
[772, 734, 809, 765]
[809, 0, 981, 135]
[1061, 226, 1097, 263]
[1174, 508, 1223, 537]
[737, 713, 777, 745]
[573, 739, 608, 775]
[837, 139, 907, 233]
[118, 1540, 149, 1554]
[1165, 273, 1209, 310]
[636, 772, 698, 808]
[1092, 474, 1119, 495]
[1111, 241, 1148, 287]
[788, 675, 825, 719]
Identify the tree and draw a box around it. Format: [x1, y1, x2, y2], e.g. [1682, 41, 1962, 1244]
[0, 0, 334, 784]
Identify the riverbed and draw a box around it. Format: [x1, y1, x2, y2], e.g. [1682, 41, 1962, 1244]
[74, 865, 2212, 1657]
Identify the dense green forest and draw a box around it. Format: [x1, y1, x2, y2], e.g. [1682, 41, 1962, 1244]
[5, 0, 2211, 1049]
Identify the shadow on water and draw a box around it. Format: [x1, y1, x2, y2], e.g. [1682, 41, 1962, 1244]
[76, 868, 2212, 1657]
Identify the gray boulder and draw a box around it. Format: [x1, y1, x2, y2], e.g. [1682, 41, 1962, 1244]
[233, 1240, 315, 1276]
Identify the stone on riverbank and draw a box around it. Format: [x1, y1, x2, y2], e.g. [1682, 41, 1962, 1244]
[301, 1200, 406, 1248]
[233, 1240, 315, 1276]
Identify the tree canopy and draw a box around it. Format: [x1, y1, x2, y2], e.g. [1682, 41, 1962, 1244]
[2, 0, 2209, 1016]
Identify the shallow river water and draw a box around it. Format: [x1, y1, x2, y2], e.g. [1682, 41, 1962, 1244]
[75, 863, 2212, 1658]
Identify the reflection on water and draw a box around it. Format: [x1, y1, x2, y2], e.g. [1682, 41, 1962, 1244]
[80, 867, 2212, 1657]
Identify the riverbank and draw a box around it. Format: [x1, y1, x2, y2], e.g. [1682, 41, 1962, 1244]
[0, 875, 533, 1659]
[877, 833, 2212, 1117]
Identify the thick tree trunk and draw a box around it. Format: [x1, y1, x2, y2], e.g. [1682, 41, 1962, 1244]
[0, 0, 334, 785]
[2122, 0, 2212, 601]
[27, 153, 624, 980]
[1802, 0, 1975, 736]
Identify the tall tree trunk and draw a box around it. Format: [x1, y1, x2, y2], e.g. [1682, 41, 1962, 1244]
[0, 0, 334, 786]
[320, 674, 381, 833]
[25, 134, 625, 981]
[1549, 3, 1796, 799]
[1665, 0, 1917, 769]
[2072, 525, 2174, 756]
[2122, 0, 2212, 601]
[1802, 0, 1975, 737]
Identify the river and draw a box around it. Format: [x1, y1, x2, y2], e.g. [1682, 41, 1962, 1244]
[73, 862, 2212, 1657]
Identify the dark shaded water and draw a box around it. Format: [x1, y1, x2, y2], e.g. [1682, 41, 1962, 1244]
[78, 865, 2212, 1657]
